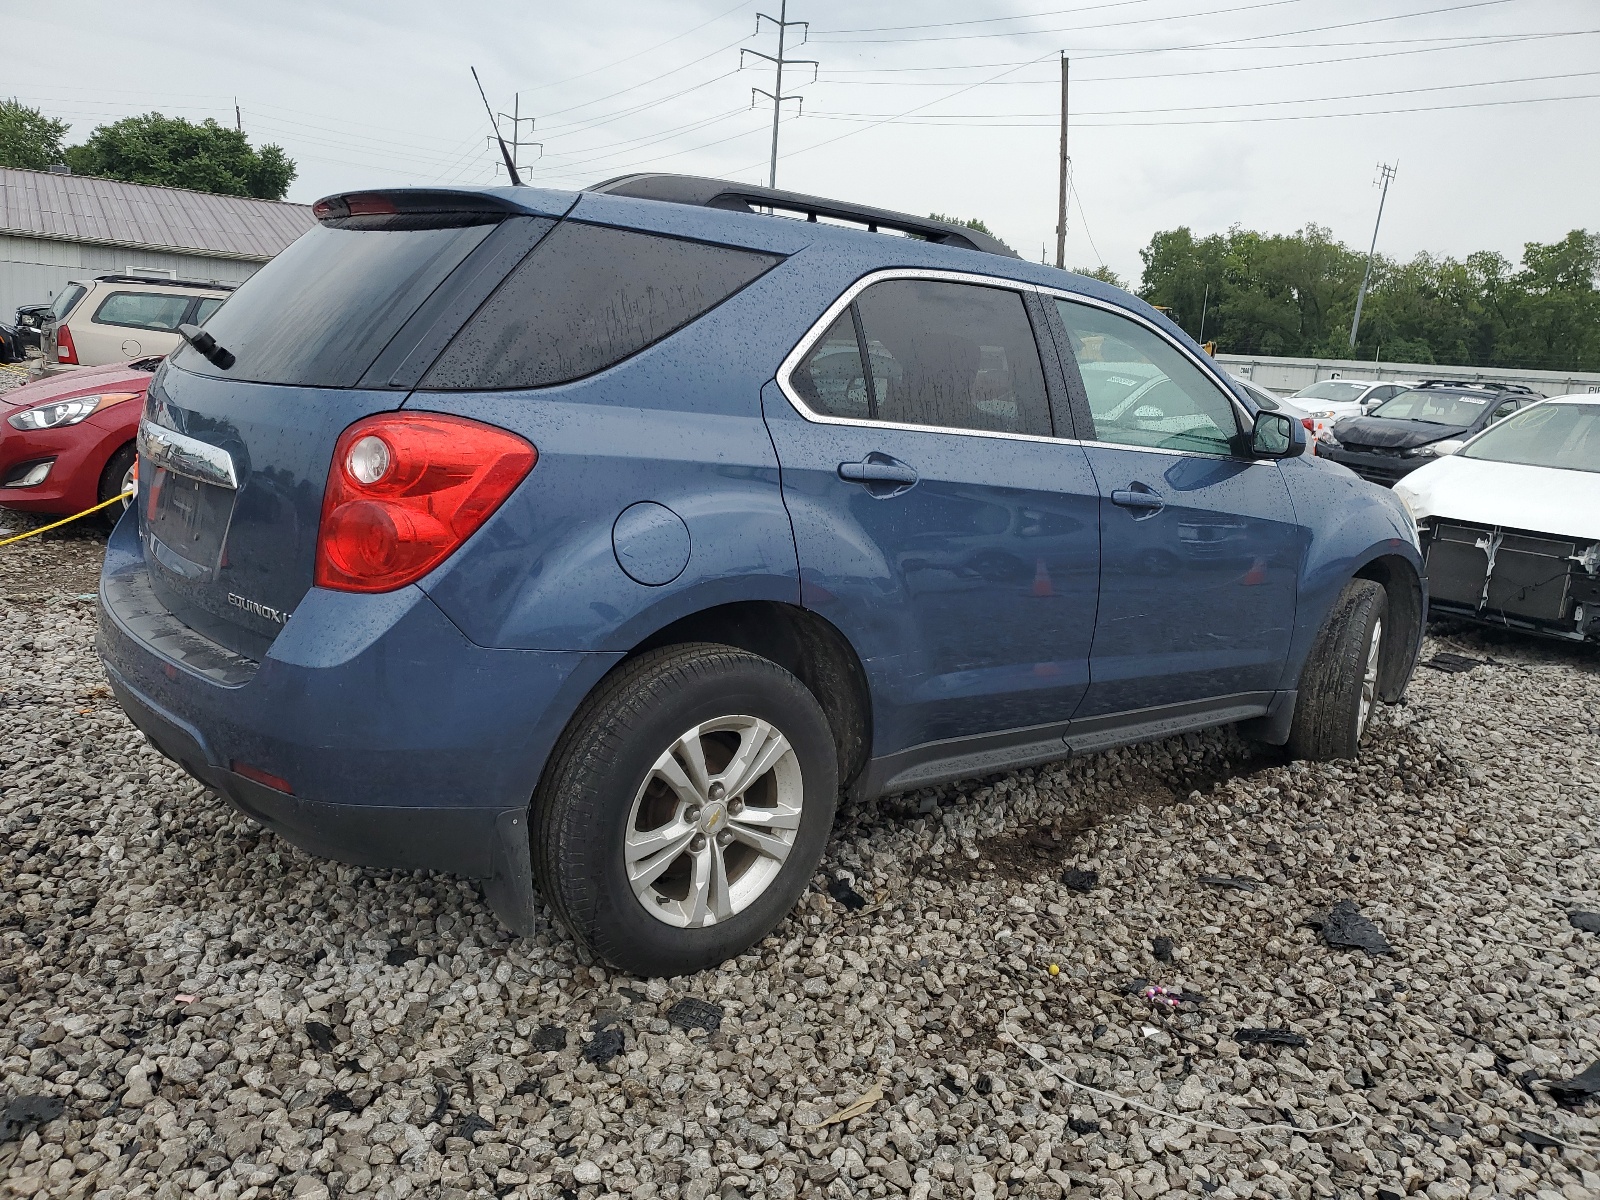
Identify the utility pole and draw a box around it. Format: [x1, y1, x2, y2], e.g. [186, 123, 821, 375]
[1054, 53, 1069, 269]
[234, 99, 241, 133]
[1198, 284, 1210, 344]
[742, 1, 817, 189]
[490, 93, 541, 179]
[1348, 161, 1397, 353]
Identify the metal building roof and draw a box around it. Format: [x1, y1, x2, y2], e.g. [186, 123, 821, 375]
[0, 167, 314, 262]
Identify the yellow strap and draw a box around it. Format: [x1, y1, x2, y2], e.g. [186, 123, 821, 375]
[0, 491, 134, 547]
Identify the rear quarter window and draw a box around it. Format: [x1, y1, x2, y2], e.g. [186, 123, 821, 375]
[93, 291, 192, 331]
[420, 222, 782, 391]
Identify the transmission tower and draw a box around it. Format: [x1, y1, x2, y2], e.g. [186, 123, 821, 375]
[1348, 162, 1398, 353]
[741, 1, 818, 188]
[488, 93, 542, 179]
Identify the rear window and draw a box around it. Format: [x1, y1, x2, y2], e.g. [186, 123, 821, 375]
[50, 284, 86, 322]
[420, 222, 781, 391]
[172, 221, 497, 387]
[93, 291, 192, 332]
[194, 297, 225, 324]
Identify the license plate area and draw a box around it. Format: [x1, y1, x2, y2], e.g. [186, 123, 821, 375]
[143, 465, 237, 580]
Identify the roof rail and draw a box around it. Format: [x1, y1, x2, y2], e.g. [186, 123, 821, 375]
[93, 273, 237, 291]
[586, 173, 1020, 259]
[1413, 378, 1534, 393]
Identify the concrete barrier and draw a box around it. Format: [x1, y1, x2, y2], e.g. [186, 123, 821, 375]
[1216, 353, 1600, 398]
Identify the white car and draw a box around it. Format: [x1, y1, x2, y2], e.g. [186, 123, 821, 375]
[1291, 378, 1414, 441]
[1394, 396, 1600, 643]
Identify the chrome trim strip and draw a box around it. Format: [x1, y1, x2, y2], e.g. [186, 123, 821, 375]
[138, 419, 238, 490]
[772, 266, 1270, 464]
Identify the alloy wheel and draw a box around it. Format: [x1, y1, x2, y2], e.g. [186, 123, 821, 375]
[624, 715, 803, 928]
[1357, 617, 1383, 738]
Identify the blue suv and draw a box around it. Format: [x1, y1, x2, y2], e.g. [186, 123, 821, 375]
[98, 175, 1424, 976]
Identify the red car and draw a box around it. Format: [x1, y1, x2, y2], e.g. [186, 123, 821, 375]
[0, 358, 157, 519]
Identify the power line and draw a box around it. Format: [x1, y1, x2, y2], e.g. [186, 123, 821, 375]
[803, 69, 1600, 121]
[812, 0, 1316, 44]
[810, 0, 1507, 45]
[801, 89, 1600, 129]
[517, 0, 754, 94]
[812, 30, 1598, 85]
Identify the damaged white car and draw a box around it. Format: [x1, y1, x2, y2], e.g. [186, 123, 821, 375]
[1394, 396, 1600, 644]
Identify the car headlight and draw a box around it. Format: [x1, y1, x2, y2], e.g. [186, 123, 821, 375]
[1305, 409, 1334, 419]
[6, 391, 138, 431]
[1401, 445, 1437, 459]
[1318, 429, 1342, 449]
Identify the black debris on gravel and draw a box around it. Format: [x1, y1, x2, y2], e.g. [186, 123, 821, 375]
[385, 945, 420, 966]
[826, 876, 867, 911]
[1067, 1117, 1101, 1135]
[584, 1026, 625, 1065]
[1059, 867, 1098, 893]
[665, 997, 724, 1033]
[322, 1090, 357, 1113]
[533, 1024, 568, 1052]
[305, 1021, 335, 1053]
[938, 1073, 965, 1096]
[1568, 912, 1600, 934]
[1, 1094, 65, 1142]
[1512, 1129, 1563, 1151]
[1199, 874, 1263, 892]
[1543, 1060, 1600, 1106]
[974, 1074, 994, 1096]
[1151, 936, 1174, 962]
[456, 1113, 495, 1140]
[512, 1080, 541, 1097]
[426, 1083, 449, 1125]
[1314, 899, 1393, 956]
[1423, 652, 1485, 674]
[1235, 1028, 1307, 1047]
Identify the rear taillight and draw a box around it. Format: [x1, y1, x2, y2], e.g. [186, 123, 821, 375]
[315, 412, 536, 593]
[1302, 418, 1316, 432]
[55, 325, 77, 365]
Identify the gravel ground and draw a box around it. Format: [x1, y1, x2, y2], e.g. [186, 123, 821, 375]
[3, 520, 1600, 1200]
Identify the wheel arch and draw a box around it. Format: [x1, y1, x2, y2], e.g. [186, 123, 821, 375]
[626, 600, 873, 792]
[1352, 551, 1425, 701]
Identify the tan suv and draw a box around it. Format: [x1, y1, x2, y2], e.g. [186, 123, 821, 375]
[41, 274, 235, 373]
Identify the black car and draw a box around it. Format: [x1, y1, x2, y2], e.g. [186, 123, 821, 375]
[12, 301, 50, 352]
[1316, 380, 1541, 486]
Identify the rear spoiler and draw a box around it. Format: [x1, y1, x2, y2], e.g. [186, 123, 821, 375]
[311, 190, 526, 230]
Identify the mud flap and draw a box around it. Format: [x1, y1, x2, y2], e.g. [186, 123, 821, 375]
[483, 808, 541, 938]
[1236, 689, 1297, 746]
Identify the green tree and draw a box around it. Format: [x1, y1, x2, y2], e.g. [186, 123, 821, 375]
[1072, 264, 1127, 289]
[1136, 222, 1599, 371]
[928, 212, 1013, 251]
[65, 113, 295, 200]
[0, 99, 70, 171]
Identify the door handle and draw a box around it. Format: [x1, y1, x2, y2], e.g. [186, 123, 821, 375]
[1110, 484, 1165, 516]
[838, 454, 918, 497]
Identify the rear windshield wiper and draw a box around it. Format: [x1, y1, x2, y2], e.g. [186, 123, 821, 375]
[178, 323, 235, 371]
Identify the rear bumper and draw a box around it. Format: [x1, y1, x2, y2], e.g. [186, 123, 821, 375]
[96, 511, 621, 929]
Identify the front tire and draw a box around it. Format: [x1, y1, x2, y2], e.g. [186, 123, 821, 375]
[1286, 579, 1388, 761]
[99, 442, 136, 526]
[532, 643, 838, 976]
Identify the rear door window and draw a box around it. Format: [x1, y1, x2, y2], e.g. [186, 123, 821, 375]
[1054, 298, 1241, 455]
[421, 223, 781, 391]
[93, 291, 192, 331]
[805, 279, 1051, 437]
[192, 297, 225, 324]
[172, 220, 500, 387]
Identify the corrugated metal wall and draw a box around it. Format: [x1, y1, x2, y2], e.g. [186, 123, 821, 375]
[0, 234, 262, 323]
[1218, 352, 1600, 398]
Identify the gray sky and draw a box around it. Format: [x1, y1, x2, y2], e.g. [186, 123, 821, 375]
[13, 0, 1599, 284]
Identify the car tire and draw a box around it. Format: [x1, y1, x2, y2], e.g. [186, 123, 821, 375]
[1285, 578, 1388, 761]
[532, 642, 838, 976]
[98, 442, 137, 525]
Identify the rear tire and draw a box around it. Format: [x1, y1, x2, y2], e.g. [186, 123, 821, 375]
[532, 643, 838, 976]
[1286, 579, 1388, 761]
[98, 442, 137, 527]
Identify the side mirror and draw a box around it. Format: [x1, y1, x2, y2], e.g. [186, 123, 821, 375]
[1250, 409, 1306, 458]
